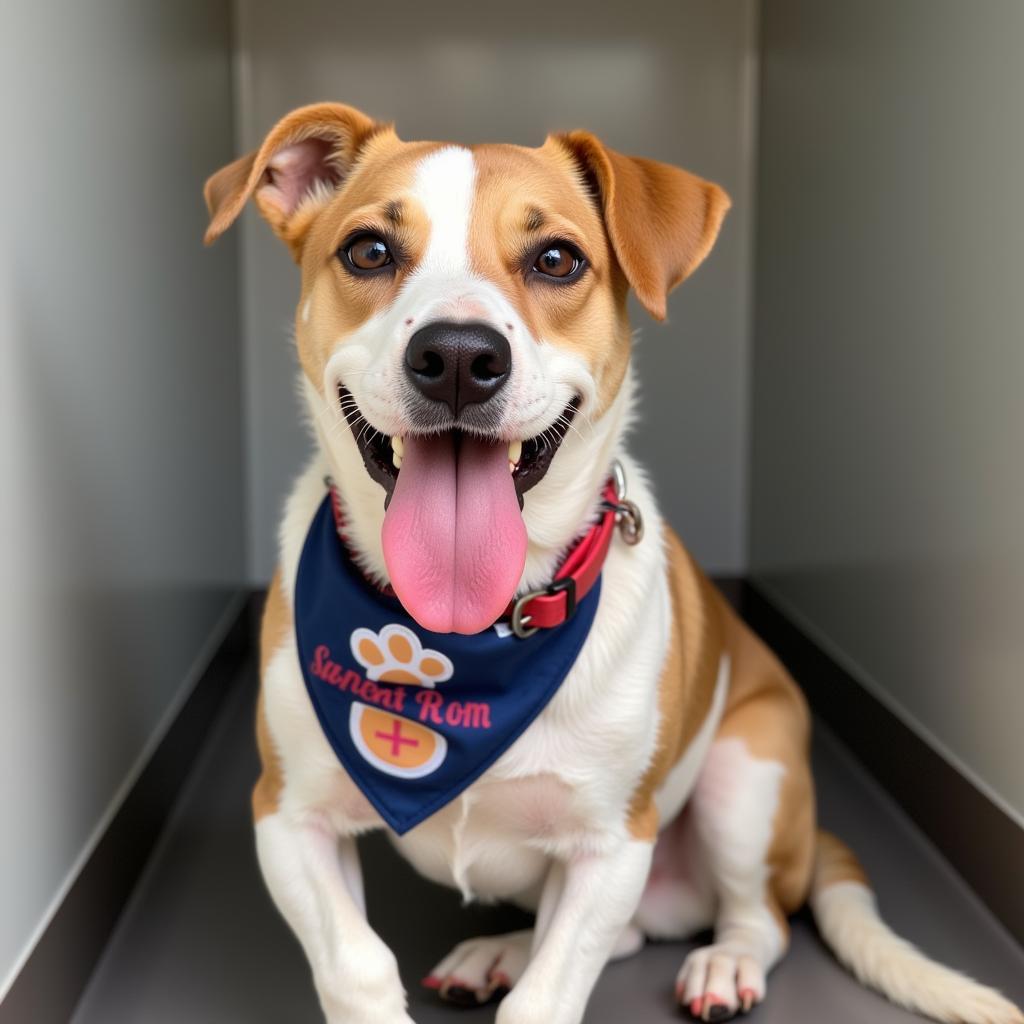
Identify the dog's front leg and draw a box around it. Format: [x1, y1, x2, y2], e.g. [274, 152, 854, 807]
[256, 813, 413, 1024]
[496, 839, 653, 1024]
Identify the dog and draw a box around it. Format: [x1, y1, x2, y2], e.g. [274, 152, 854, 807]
[204, 102, 1023, 1024]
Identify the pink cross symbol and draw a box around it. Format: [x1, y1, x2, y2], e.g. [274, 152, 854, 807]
[375, 719, 420, 758]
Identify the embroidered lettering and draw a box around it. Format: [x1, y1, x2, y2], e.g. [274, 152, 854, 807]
[311, 646, 408, 714]
[416, 689, 444, 724]
[339, 668, 361, 692]
[457, 701, 491, 729]
[311, 645, 331, 676]
[416, 690, 492, 730]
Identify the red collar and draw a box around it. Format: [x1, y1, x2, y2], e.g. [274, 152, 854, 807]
[327, 467, 643, 639]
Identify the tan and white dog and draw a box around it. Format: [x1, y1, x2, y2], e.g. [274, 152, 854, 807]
[204, 103, 1023, 1024]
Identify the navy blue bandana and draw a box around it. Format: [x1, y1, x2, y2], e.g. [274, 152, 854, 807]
[294, 492, 601, 835]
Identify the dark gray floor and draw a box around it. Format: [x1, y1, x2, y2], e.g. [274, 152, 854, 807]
[72, 662, 1024, 1024]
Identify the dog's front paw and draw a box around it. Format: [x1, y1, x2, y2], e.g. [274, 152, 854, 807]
[422, 929, 531, 1005]
[676, 942, 766, 1021]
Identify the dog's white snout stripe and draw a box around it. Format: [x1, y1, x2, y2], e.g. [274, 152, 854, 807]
[411, 146, 476, 278]
[382, 144, 548, 439]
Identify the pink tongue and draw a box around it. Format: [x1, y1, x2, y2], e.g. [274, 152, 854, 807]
[381, 434, 527, 634]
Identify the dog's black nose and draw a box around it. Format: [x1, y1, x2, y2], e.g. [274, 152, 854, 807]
[404, 321, 511, 416]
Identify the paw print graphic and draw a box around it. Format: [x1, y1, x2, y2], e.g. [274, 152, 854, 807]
[350, 624, 453, 688]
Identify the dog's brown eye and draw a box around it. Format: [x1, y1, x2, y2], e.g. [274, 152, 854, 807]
[533, 244, 582, 280]
[345, 234, 393, 272]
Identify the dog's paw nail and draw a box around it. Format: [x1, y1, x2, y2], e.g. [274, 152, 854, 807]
[739, 988, 756, 1013]
[442, 983, 479, 1006]
[697, 996, 732, 1022]
[488, 970, 512, 992]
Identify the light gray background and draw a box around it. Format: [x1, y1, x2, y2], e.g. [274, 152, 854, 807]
[0, 0, 243, 997]
[233, 0, 760, 582]
[751, 0, 1024, 823]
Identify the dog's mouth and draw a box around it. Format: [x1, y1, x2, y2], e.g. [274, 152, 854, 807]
[340, 387, 579, 507]
[339, 386, 579, 635]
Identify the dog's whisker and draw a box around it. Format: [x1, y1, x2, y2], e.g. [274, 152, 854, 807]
[553, 414, 585, 442]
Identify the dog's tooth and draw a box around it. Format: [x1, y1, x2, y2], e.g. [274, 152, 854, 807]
[391, 435, 405, 457]
[508, 439, 522, 465]
[392, 451, 403, 469]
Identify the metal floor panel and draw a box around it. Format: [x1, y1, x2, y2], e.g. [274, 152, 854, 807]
[72, 663, 1024, 1024]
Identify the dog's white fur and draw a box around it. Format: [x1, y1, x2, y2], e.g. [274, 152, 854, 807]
[261, 435, 673, 1023]
[259, 145, 674, 1023]
[207, 127, 1024, 1024]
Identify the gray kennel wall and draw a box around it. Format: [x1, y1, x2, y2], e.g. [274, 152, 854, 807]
[751, 0, 1024, 825]
[0, 0, 242, 997]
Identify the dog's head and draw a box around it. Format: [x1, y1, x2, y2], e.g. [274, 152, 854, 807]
[205, 102, 728, 634]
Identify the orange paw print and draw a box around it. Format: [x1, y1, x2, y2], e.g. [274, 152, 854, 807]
[349, 624, 453, 687]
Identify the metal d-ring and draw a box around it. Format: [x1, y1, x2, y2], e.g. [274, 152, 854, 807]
[612, 459, 628, 502]
[610, 459, 644, 545]
[616, 498, 644, 545]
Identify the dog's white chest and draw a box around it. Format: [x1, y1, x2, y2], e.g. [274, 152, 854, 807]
[389, 772, 584, 900]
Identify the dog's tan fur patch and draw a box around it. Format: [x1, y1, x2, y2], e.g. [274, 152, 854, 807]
[253, 570, 290, 823]
[467, 141, 632, 415]
[293, 135, 444, 390]
[627, 526, 724, 840]
[813, 830, 869, 891]
[628, 528, 817, 924]
[713, 592, 817, 921]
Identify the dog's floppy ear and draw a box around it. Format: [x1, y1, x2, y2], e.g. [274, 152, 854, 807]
[554, 131, 730, 321]
[203, 102, 384, 257]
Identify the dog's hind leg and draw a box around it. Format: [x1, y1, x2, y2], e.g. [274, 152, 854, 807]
[674, 733, 811, 1022]
[667, 603, 817, 1023]
[635, 803, 716, 941]
[675, 685, 816, 1024]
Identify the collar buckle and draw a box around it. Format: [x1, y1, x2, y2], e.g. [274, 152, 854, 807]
[510, 576, 578, 640]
